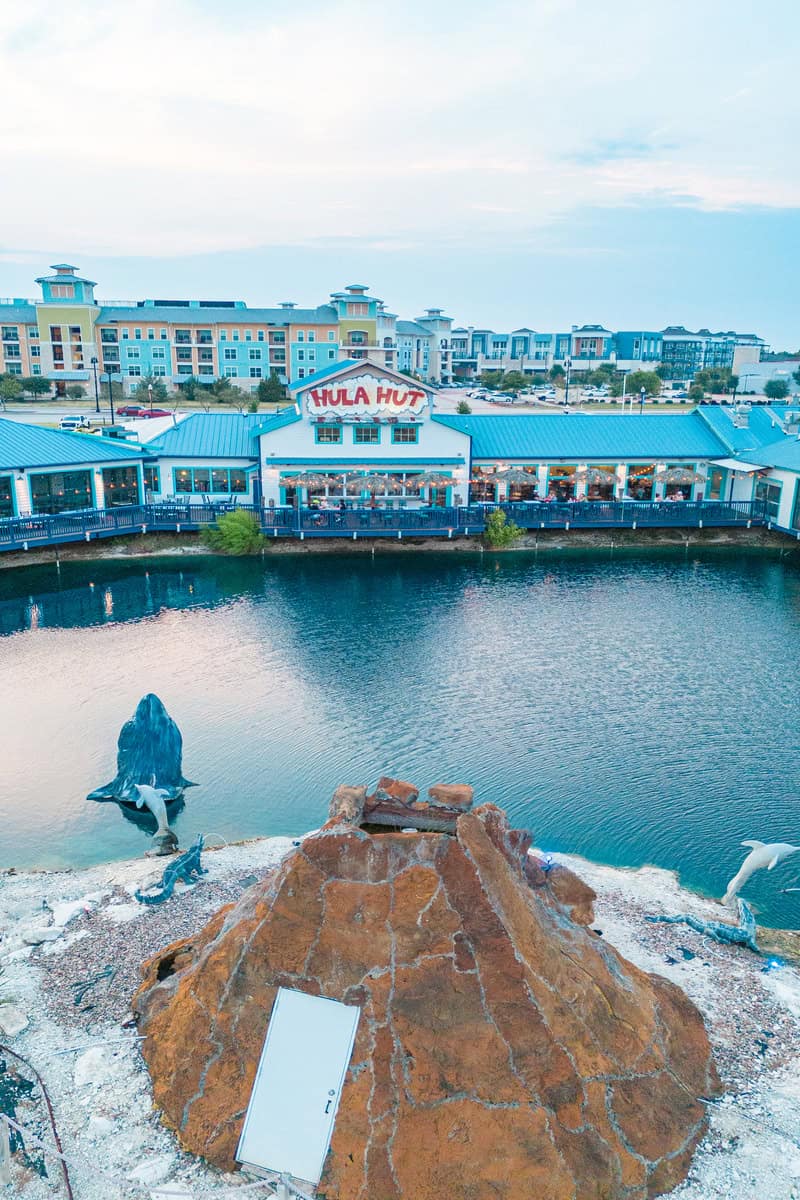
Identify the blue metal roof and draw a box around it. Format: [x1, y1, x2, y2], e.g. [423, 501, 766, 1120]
[96, 304, 338, 325]
[434, 411, 730, 460]
[0, 304, 37, 323]
[145, 413, 271, 459]
[695, 405, 784, 453]
[734, 437, 800, 472]
[0, 418, 144, 471]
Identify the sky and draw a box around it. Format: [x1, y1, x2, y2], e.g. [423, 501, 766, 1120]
[0, 0, 798, 346]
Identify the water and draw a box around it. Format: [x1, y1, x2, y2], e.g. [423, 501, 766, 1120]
[1, 548, 800, 928]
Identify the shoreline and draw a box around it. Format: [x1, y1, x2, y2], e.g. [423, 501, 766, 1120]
[1, 833, 800, 1198]
[0, 523, 796, 572]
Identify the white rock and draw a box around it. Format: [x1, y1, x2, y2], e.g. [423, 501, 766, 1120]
[86, 1114, 114, 1139]
[127, 1154, 175, 1186]
[51, 899, 91, 927]
[0, 1004, 29, 1036]
[103, 902, 143, 925]
[22, 926, 62, 944]
[74, 1046, 119, 1088]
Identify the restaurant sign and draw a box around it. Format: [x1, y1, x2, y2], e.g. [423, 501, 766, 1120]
[305, 374, 428, 420]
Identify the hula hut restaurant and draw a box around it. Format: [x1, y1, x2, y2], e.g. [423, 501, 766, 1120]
[253, 362, 774, 513]
[255, 362, 472, 508]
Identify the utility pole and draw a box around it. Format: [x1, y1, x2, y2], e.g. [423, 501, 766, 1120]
[564, 357, 572, 407]
[90, 356, 101, 414]
[106, 370, 116, 424]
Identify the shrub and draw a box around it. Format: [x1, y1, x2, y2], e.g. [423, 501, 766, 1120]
[482, 509, 524, 549]
[201, 509, 266, 555]
[456, 399, 472, 414]
[689, 385, 705, 401]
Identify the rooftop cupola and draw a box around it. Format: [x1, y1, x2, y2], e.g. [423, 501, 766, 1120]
[34, 263, 97, 305]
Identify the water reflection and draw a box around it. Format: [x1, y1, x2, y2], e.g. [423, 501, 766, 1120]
[2, 549, 800, 930]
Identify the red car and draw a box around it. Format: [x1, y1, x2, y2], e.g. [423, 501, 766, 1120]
[138, 408, 171, 418]
[116, 404, 145, 416]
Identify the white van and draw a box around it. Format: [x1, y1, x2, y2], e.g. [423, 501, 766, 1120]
[59, 415, 91, 432]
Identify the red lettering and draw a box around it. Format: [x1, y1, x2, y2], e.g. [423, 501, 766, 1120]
[341, 387, 355, 406]
[309, 387, 332, 408]
[376, 385, 394, 406]
[353, 386, 370, 406]
[406, 390, 426, 409]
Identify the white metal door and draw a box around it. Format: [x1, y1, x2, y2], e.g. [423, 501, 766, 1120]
[236, 987, 361, 1186]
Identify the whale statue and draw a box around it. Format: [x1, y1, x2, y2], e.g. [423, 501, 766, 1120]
[722, 840, 800, 905]
[133, 780, 179, 856]
[87, 693, 196, 806]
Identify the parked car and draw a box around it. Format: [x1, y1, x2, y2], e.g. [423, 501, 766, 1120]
[137, 408, 172, 418]
[116, 404, 145, 416]
[59, 415, 91, 431]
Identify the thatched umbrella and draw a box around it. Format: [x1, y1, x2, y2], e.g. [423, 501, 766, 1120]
[494, 467, 539, 485]
[343, 474, 403, 495]
[574, 467, 617, 484]
[283, 472, 331, 489]
[654, 467, 705, 484]
[410, 471, 453, 487]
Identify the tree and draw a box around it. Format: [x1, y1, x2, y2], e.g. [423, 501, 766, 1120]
[482, 509, 524, 549]
[655, 365, 672, 381]
[764, 378, 790, 400]
[0, 374, 23, 402]
[22, 375, 51, 399]
[728, 374, 739, 399]
[500, 371, 527, 394]
[132, 375, 169, 405]
[624, 370, 662, 398]
[256, 370, 287, 406]
[479, 370, 504, 391]
[65, 383, 86, 400]
[793, 368, 800, 388]
[456, 399, 472, 414]
[202, 510, 266, 555]
[549, 364, 565, 382]
[689, 385, 705, 401]
[178, 375, 205, 403]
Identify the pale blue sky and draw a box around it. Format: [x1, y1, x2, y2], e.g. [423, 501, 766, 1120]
[0, 0, 797, 346]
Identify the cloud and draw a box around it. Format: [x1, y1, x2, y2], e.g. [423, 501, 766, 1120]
[0, 0, 798, 257]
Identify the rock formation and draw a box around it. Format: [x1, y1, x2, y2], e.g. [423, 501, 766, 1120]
[133, 788, 718, 1199]
[87, 693, 196, 806]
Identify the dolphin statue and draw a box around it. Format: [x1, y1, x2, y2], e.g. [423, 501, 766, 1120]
[132, 781, 172, 839]
[722, 840, 800, 905]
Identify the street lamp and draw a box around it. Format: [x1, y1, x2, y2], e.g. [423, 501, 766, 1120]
[639, 386, 646, 416]
[620, 369, 630, 413]
[103, 370, 117, 424]
[148, 383, 154, 415]
[90, 356, 101, 415]
[564, 357, 572, 407]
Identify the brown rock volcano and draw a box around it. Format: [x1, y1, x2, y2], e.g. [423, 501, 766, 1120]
[133, 796, 718, 1199]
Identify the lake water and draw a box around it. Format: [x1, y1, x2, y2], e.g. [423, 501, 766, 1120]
[2, 548, 800, 928]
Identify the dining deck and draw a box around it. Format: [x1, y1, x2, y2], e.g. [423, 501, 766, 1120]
[0, 498, 767, 553]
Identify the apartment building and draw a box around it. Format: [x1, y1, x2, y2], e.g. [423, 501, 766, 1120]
[0, 263, 769, 396]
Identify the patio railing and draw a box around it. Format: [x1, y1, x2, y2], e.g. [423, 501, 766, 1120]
[0, 498, 767, 553]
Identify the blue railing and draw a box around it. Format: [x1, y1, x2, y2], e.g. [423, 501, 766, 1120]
[0, 498, 767, 553]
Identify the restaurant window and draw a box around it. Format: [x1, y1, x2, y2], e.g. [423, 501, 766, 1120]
[211, 469, 230, 492]
[582, 463, 616, 501]
[507, 466, 541, 502]
[315, 426, 342, 444]
[230, 469, 247, 493]
[625, 464, 655, 501]
[102, 466, 140, 507]
[0, 474, 13, 518]
[546, 464, 577, 499]
[193, 468, 211, 493]
[391, 425, 419, 444]
[144, 466, 160, 494]
[706, 467, 726, 501]
[469, 469, 498, 503]
[30, 470, 92, 514]
[354, 426, 380, 444]
[665, 463, 696, 499]
[755, 479, 782, 521]
[175, 469, 192, 492]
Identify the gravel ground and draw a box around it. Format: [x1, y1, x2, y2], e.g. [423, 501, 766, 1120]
[1, 838, 799, 1198]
